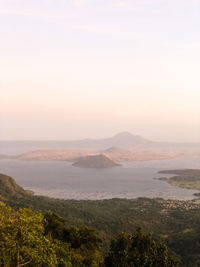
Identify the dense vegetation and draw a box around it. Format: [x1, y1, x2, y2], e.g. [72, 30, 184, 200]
[0, 173, 200, 266]
[0, 202, 179, 266]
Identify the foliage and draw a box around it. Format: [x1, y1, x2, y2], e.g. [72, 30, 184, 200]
[44, 211, 103, 266]
[105, 229, 179, 267]
[0, 203, 104, 266]
[0, 202, 57, 266]
[0, 201, 180, 267]
[44, 211, 66, 240]
[1, 173, 200, 266]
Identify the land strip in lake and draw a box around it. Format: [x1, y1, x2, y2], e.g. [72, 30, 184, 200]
[159, 169, 200, 196]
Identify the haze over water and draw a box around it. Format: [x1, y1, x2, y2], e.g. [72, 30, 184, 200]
[0, 157, 199, 200]
[1, 1, 200, 202]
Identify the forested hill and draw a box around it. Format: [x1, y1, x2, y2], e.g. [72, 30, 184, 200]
[0, 173, 200, 266]
[0, 173, 32, 199]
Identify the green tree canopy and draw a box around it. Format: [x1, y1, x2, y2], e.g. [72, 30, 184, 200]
[105, 228, 179, 267]
[0, 202, 57, 266]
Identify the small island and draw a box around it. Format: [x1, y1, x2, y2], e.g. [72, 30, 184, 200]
[72, 154, 121, 168]
[158, 169, 200, 192]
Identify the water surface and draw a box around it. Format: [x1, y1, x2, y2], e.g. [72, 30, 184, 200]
[0, 157, 199, 200]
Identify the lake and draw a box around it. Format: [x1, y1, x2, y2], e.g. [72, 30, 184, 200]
[0, 157, 200, 200]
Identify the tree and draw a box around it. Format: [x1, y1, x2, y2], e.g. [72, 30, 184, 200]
[44, 212, 103, 266]
[44, 211, 66, 240]
[0, 202, 57, 266]
[105, 228, 179, 267]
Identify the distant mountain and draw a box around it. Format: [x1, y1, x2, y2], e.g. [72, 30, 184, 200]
[60, 132, 154, 150]
[72, 154, 121, 168]
[1, 132, 200, 155]
[55, 132, 200, 152]
[0, 173, 32, 199]
[110, 132, 151, 145]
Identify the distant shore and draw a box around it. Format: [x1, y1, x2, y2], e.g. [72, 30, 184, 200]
[158, 169, 200, 195]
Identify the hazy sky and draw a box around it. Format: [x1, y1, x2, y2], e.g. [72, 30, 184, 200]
[1, 0, 200, 141]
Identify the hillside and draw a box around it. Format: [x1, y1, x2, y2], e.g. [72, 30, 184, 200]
[72, 154, 121, 168]
[0, 173, 200, 266]
[0, 173, 32, 199]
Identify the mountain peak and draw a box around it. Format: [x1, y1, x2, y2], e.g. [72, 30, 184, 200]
[112, 132, 140, 140]
[114, 131, 133, 136]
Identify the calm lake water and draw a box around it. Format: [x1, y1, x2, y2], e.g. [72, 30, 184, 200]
[0, 157, 200, 200]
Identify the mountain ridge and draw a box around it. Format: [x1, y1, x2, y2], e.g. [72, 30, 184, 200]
[1, 132, 200, 154]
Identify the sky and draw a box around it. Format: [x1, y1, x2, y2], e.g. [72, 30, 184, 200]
[1, 0, 200, 142]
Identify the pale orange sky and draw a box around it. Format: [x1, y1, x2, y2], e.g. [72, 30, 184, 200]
[1, 0, 200, 141]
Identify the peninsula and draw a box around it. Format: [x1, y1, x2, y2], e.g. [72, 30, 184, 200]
[158, 169, 200, 194]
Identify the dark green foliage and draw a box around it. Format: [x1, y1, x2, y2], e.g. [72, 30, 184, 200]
[3, 195, 200, 266]
[44, 211, 66, 239]
[105, 229, 179, 267]
[0, 201, 180, 267]
[63, 226, 102, 250]
[0, 202, 104, 267]
[44, 211, 103, 266]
